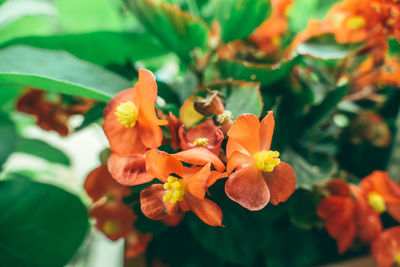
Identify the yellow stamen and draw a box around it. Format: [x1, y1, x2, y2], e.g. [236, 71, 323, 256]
[103, 220, 120, 235]
[253, 151, 280, 172]
[216, 110, 233, 124]
[193, 137, 209, 147]
[345, 16, 366, 30]
[395, 252, 400, 265]
[367, 192, 386, 213]
[115, 101, 138, 128]
[272, 36, 281, 47]
[163, 176, 185, 204]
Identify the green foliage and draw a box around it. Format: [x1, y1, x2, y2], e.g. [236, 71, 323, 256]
[0, 113, 17, 168]
[287, 189, 322, 230]
[0, 46, 131, 101]
[215, 0, 271, 43]
[0, 178, 89, 266]
[15, 138, 71, 166]
[125, 0, 210, 62]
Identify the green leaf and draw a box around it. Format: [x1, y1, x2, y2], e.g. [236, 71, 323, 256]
[1, 31, 168, 66]
[217, 58, 298, 88]
[282, 148, 336, 189]
[0, 46, 131, 101]
[125, 0, 209, 62]
[297, 35, 363, 60]
[387, 106, 400, 181]
[0, 178, 89, 266]
[15, 138, 70, 166]
[289, 0, 338, 33]
[0, 114, 17, 168]
[0, 0, 56, 30]
[287, 190, 322, 230]
[76, 103, 106, 131]
[207, 80, 263, 118]
[215, 0, 271, 43]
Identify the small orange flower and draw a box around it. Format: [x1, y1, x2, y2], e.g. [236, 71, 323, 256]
[107, 153, 154, 186]
[84, 165, 131, 202]
[372, 226, 400, 267]
[140, 150, 223, 226]
[103, 69, 168, 156]
[178, 120, 224, 156]
[225, 112, 296, 210]
[90, 202, 136, 241]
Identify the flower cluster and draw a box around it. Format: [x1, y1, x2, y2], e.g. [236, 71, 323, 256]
[317, 171, 400, 266]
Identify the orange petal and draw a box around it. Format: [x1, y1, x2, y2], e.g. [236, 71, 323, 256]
[327, 179, 351, 197]
[103, 89, 147, 156]
[140, 184, 181, 221]
[262, 162, 296, 205]
[371, 226, 400, 267]
[225, 165, 270, 211]
[183, 163, 211, 200]
[145, 150, 183, 182]
[183, 192, 223, 226]
[259, 111, 275, 151]
[227, 114, 261, 156]
[107, 153, 154, 186]
[173, 147, 225, 172]
[360, 171, 400, 204]
[84, 165, 131, 202]
[358, 210, 382, 244]
[125, 230, 152, 259]
[226, 138, 248, 158]
[168, 112, 182, 150]
[227, 151, 252, 174]
[207, 171, 228, 187]
[387, 203, 400, 223]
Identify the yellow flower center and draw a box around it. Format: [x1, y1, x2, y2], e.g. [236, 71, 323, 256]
[345, 16, 366, 30]
[163, 176, 185, 204]
[193, 137, 209, 146]
[103, 220, 120, 235]
[115, 101, 138, 128]
[216, 110, 233, 124]
[367, 192, 386, 213]
[253, 151, 280, 172]
[272, 36, 282, 47]
[395, 252, 400, 265]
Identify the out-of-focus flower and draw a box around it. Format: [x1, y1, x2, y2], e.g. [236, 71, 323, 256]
[178, 120, 224, 156]
[124, 230, 152, 259]
[372, 226, 400, 267]
[225, 112, 296, 211]
[140, 150, 223, 226]
[102, 69, 168, 156]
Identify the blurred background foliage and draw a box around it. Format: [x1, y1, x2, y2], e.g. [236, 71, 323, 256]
[0, 0, 399, 266]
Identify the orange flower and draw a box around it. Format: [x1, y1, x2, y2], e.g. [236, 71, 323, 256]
[358, 171, 400, 222]
[317, 179, 382, 253]
[90, 202, 136, 241]
[103, 69, 167, 156]
[140, 150, 223, 226]
[178, 120, 224, 156]
[225, 112, 296, 211]
[124, 230, 152, 259]
[167, 112, 182, 150]
[107, 153, 154, 186]
[84, 165, 131, 202]
[372, 226, 400, 267]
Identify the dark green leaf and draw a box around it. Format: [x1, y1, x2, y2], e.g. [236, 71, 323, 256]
[76, 103, 106, 130]
[125, 0, 209, 62]
[287, 189, 322, 230]
[217, 57, 297, 88]
[215, 0, 271, 43]
[1, 32, 168, 66]
[0, 178, 89, 266]
[16, 138, 70, 166]
[0, 114, 17, 168]
[388, 108, 400, 181]
[0, 46, 131, 101]
[282, 148, 337, 189]
[297, 35, 363, 60]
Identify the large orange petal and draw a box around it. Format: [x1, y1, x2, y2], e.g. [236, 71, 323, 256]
[183, 163, 210, 200]
[145, 150, 183, 182]
[227, 114, 261, 156]
[103, 89, 147, 156]
[371, 226, 400, 267]
[107, 153, 154, 186]
[259, 111, 275, 151]
[387, 203, 400, 223]
[140, 184, 181, 221]
[358, 210, 382, 244]
[360, 171, 400, 204]
[226, 138, 248, 158]
[173, 147, 225, 172]
[262, 162, 296, 205]
[225, 165, 270, 211]
[182, 192, 223, 226]
[226, 151, 252, 174]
